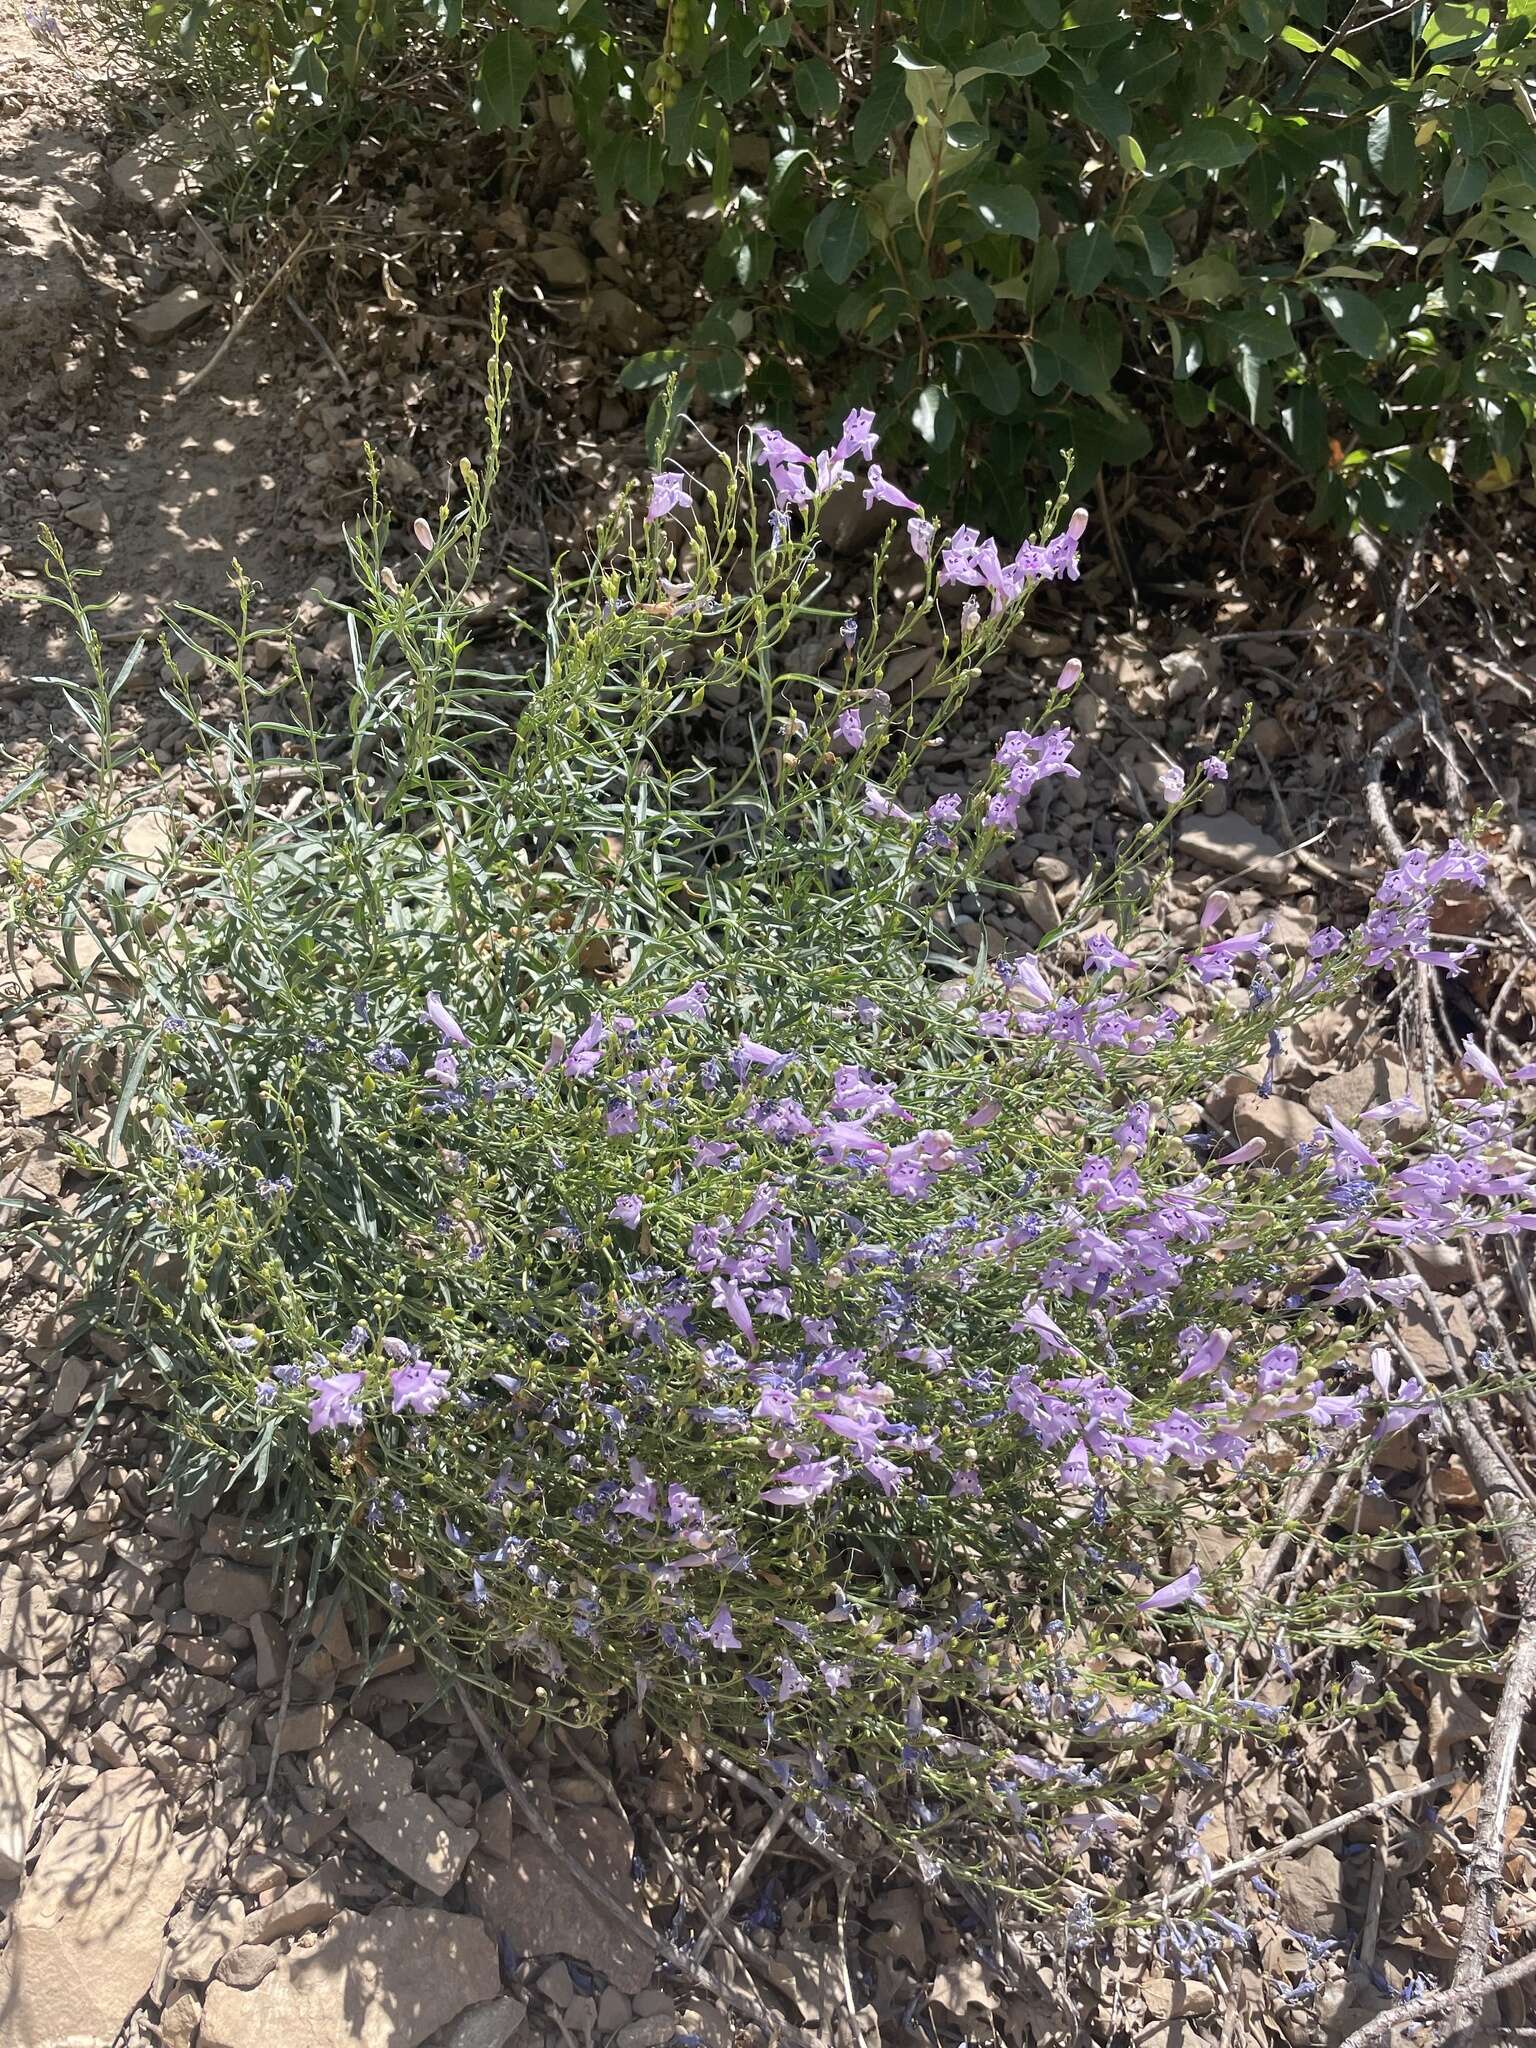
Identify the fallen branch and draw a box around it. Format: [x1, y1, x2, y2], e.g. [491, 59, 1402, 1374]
[1163, 1771, 1454, 1914]
[1337, 1944, 1536, 2048]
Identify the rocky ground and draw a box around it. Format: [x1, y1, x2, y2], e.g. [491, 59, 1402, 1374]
[4, 5, 1536, 2047]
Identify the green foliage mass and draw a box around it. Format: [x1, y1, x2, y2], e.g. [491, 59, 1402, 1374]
[112, 0, 1536, 530]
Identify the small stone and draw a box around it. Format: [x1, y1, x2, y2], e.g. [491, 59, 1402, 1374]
[1274, 1844, 1348, 1940]
[89, 1720, 138, 1767]
[1308, 1053, 1420, 1130]
[200, 1906, 501, 2048]
[538, 1961, 576, 2008]
[184, 1556, 271, 1622]
[239, 1853, 347, 1944]
[0, 1703, 47, 1876]
[49, 1355, 93, 1416]
[1177, 813, 1289, 879]
[597, 1986, 631, 2033]
[232, 1848, 288, 1893]
[531, 241, 590, 288]
[0, 1571, 72, 1675]
[213, 1944, 279, 1991]
[614, 2017, 678, 2048]
[249, 1611, 288, 1687]
[1142, 1977, 1217, 2019]
[168, 1896, 249, 1984]
[160, 1989, 203, 2048]
[8, 1072, 70, 1118]
[266, 1698, 341, 1754]
[425, 1995, 528, 2048]
[126, 286, 215, 341]
[119, 808, 178, 870]
[1232, 1093, 1321, 1170]
[0, 1768, 186, 2048]
[63, 498, 110, 535]
[110, 115, 216, 220]
[201, 1515, 279, 1565]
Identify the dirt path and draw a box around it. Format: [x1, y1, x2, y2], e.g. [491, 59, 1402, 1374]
[0, 0, 335, 686]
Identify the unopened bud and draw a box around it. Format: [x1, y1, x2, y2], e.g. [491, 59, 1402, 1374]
[413, 518, 434, 551]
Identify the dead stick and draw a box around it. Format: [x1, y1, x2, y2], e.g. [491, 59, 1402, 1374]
[1337, 1946, 1536, 2048]
[1162, 1771, 1454, 1913]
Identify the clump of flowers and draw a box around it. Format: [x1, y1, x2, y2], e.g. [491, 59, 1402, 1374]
[18, 359, 1530, 1917]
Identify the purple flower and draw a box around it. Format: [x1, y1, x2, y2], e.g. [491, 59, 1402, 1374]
[645, 470, 691, 523]
[1138, 1565, 1205, 1613]
[762, 1457, 842, 1507]
[836, 707, 866, 749]
[752, 426, 814, 504]
[308, 1372, 365, 1433]
[732, 1035, 787, 1077]
[390, 1360, 450, 1416]
[661, 982, 710, 1024]
[565, 1016, 607, 1078]
[862, 464, 923, 514]
[611, 1194, 643, 1228]
[829, 406, 878, 464]
[1158, 765, 1186, 805]
[1202, 756, 1229, 782]
[863, 785, 912, 824]
[908, 516, 936, 560]
[423, 993, 468, 1046]
[704, 1604, 741, 1651]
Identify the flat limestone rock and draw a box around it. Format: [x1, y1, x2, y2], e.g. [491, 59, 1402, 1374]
[465, 1805, 653, 1995]
[0, 1704, 47, 1877]
[184, 1554, 272, 1621]
[350, 1790, 477, 1897]
[0, 1766, 187, 2048]
[1177, 812, 1290, 879]
[126, 285, 215, 341]
[199, 1904, 501, 2048]
[311, 1721, 414, 1812]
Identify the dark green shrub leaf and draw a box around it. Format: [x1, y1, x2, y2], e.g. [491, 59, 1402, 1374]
[1065, 220, 1115, 296]
[962, 342, 1023, 414]
[1443, 157, 1487, 212]
[805, 198, 870, 285]
[1172, 249, 1242, 304]
[794, 57, 841, 120]
[853, 60, 910, 165]
[619, 347, 690, 392]
[1315, 284, 1389, 359]
[1150, 119, 1256, 174]
[1283, 383, 1327, 471]
[1366, 104, 1416, 197]
[968, 181, 1040, 238]
[956, 33, 1049, 82]
[704, 39, 755, 105]
[910, 382, 959, 449]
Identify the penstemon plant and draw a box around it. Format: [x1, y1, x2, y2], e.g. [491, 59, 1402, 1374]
[8, 316, 1532, 1924]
